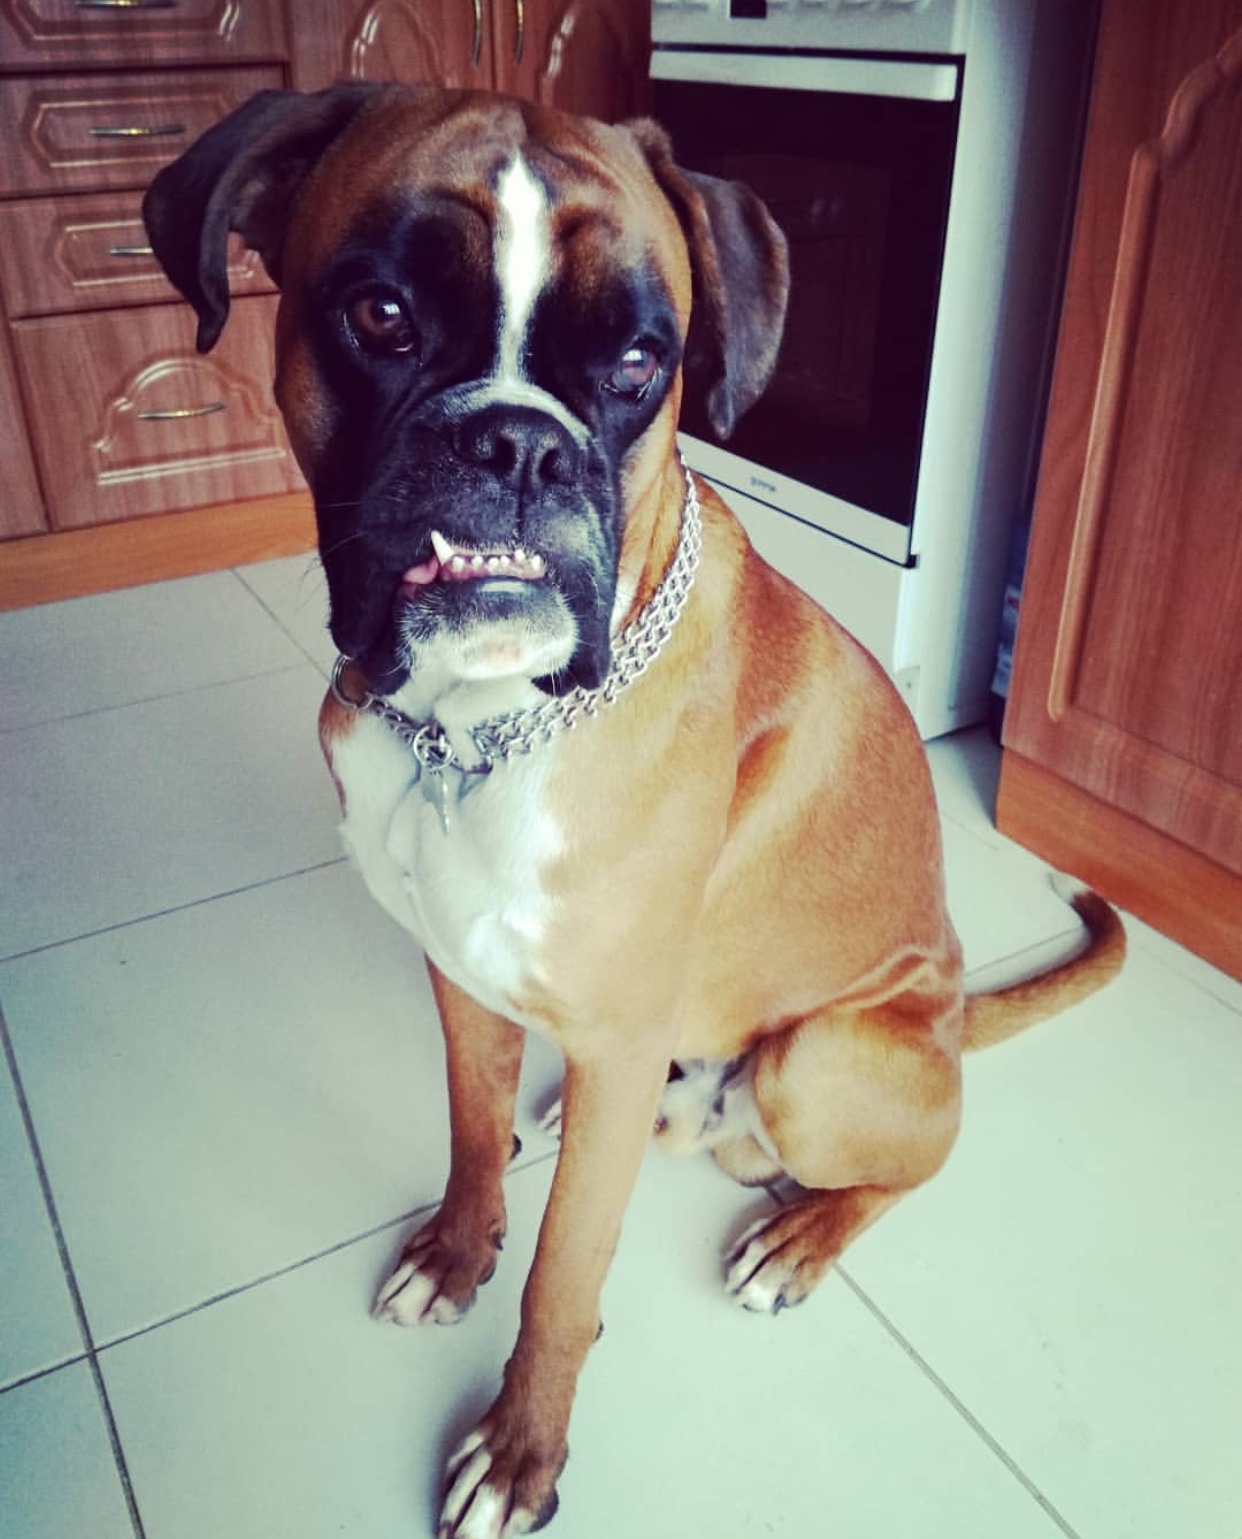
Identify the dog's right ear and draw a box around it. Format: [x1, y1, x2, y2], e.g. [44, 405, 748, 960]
[143, 83, 384, 353]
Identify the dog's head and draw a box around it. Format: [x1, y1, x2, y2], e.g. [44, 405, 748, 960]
[144, 85, 788, 697]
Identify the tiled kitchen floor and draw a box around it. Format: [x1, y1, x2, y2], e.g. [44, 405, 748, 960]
[1, 557, 1239, 1539]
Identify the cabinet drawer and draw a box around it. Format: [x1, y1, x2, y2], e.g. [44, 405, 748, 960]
[13, 295, 304, 529]
[0, 191, 273, 316]
[0, 65, 281, 196]
[0, 0, 286, 71]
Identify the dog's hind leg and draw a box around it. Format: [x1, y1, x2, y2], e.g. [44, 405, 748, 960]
[725, 980, 963, 1313]
[375, 962, 525, 1326]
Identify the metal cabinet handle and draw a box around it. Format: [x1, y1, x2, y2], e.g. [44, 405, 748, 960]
[89, 123, 187, 139]
[137, 402, 227, 421]
[470, 0, 482, 67]
[513, 0, 524, 66]
[74, 2, 179, 11]
[109, 244, 155, 257]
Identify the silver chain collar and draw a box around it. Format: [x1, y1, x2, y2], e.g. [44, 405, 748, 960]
[329, 467, 702, 802]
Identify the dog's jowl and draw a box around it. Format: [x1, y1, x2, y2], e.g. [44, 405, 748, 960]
[145, 84, 1124, 1539]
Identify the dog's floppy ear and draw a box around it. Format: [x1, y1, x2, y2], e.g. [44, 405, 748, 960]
[625, 119, 789, 440]
[143, 83, 384, 354]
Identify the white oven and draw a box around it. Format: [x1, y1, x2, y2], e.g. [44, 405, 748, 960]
[651, 0, 1097, 737]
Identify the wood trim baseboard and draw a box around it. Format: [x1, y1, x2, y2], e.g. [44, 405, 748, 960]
[0, 493, 317, 611]
[997, 748, 1242, 981]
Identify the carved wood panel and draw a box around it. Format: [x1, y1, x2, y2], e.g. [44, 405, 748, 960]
[0, 317, 46, 537]
[0, 192, 272, 317]
[288, 0, 487, 93]
[1058, 34, 1242, 784]
[0, 65, 282, 195]
[13, 296, 304, 529]
[1004, 0, 1242, 877]
[498, 0, 650, 121]
[0, 0, 286, 70]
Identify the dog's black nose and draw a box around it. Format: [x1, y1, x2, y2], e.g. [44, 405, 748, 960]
[452, 405, 580, 490]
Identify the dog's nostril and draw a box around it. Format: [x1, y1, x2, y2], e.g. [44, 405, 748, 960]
[537, 444, 567, 485]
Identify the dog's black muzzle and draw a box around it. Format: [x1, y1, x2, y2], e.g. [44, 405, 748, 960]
[316, 394, 620, 699]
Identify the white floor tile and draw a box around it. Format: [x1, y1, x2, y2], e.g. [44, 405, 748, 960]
[1, 864, 563, 1347]
[0, 1362, 134, 1539]
[0, 1056, 82, 1388]
[0, 571, 304, 733]
[101, 1153, 1069, 1539]
[235, 554, 337, 675]
[0, 664, 343, 959]
[841, 942, 1242, 1539]
[942, 818, 1081, 981]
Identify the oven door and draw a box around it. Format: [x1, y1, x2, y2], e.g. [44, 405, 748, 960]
[652, 50, 961, 565]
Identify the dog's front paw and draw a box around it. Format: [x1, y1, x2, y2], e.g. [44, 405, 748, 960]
[439, 1415, 567, 1539]
[374, 1213, 502, 1327]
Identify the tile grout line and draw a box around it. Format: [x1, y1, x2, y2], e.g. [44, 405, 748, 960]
[0, 1009, 148, 1539]
[87, 1150, 560, 1361]
[0, 658, 316, 739]
[0, 856, 350, 966]
[230, 562, 334, 680]
[835, 1264, 1085, 1539]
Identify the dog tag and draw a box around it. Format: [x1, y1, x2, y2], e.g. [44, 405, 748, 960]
[420, 767, 454, 835]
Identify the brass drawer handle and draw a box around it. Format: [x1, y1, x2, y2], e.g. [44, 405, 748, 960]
[137, 401, 227, 421]
[89, 123, 187, 139]
[470, 0, 482, 67]
[513, 0, 524, 66]
[109, 244, 155, 257]
[74, 1, 179, 11]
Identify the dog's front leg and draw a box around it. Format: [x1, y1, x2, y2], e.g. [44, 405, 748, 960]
[439, 1046, 670, 1539]
[376, 963, 524, 1326]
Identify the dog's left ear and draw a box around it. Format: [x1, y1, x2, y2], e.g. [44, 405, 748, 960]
[143, 83, 385, 353]
[624, 119, 789, 440]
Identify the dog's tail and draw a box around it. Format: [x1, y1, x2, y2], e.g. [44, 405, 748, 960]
[962, 875, 1126, 1052]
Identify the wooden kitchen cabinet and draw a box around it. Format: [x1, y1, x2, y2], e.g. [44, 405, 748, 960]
[998, 0, 1242, 977]
[289, 0, 651, 120]
[0, 4, 293, 548]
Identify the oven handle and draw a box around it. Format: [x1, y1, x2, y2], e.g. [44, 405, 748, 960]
[650, 49, 958, 104]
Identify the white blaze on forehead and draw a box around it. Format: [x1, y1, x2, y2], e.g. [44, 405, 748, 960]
[494, 153, 551, 381]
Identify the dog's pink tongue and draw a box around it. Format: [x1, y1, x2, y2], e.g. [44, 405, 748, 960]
[401, 555, 440, 587]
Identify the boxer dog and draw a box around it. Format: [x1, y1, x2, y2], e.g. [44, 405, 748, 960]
[144, 84, 1124, 1539]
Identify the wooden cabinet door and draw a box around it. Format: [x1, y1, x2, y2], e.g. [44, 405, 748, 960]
[13, 296, 303, 530]
[0, 319, 46, 538]
[495, 0, 649, 120]
[288, 0, 489, 93]
[1001, 0, 1242, 969]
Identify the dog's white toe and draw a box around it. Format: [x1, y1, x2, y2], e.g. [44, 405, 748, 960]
[440, 1432, 540, 1539]
[724, 1213, 791, 1315]
[374, 1260, 466, 1327]
[537, 1095, 563, 1141]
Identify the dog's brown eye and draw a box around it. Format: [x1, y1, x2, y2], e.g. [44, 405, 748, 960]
[605, 346, 659, 399]
[346, 292, 418, 356]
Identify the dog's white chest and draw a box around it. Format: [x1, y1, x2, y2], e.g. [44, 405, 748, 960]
[330, 715, 560, 1022]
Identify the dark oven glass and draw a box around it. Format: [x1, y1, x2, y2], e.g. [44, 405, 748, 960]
[653, 75, 959, 529]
